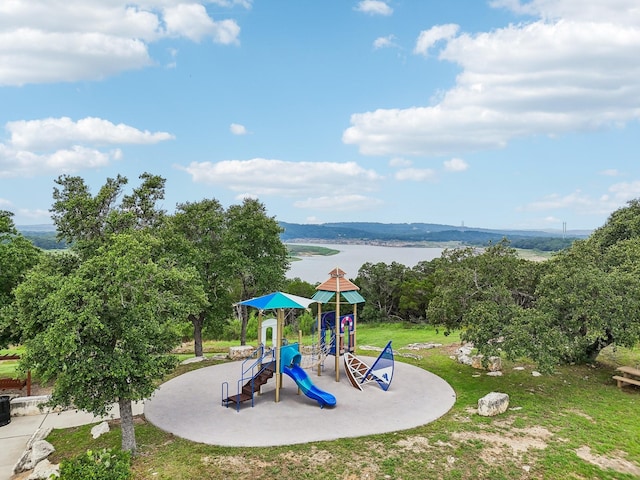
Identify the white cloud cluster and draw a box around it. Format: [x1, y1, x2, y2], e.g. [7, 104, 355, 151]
[180, 158, 383, 210]
[0, 117, 173, 178]
[373, 35, 397, 50]
[413, 24, 459, 56]
[343, 1, 640, 157]
[490, 0, 640, 25]
[0, 1, 249, 86]
[354, 1, 393, 16]
[390, 156, 467, 182]
[230, 123, 248, 135]
[444, 158, 468, 172]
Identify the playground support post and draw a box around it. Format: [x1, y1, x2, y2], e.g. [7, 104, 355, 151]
[335, 289, 340, 382]
[275, 308, 284, 402]
[317, 303, 322, 377]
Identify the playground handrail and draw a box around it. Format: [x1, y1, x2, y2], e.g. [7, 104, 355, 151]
[228, 344, 276, 411]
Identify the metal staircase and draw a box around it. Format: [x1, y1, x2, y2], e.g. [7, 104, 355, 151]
[222, 346, 276, 411]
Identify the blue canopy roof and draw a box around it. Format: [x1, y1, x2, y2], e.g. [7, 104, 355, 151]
[237, 291, 317, 310]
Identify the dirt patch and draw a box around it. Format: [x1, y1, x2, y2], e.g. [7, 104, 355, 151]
[452, 425, 552, 465]
[566, 409, 595, 423]
[278, 447, 333, 466]
[203, 454, 269, 473]
[395, 435, 432, 452]
[576, 446, 640, 477]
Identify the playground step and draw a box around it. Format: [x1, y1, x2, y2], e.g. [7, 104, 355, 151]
[224, 362, 277, 407]
[224, 393, 252, 405]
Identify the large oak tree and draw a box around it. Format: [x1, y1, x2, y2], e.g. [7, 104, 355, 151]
[15, 232, 207, 453]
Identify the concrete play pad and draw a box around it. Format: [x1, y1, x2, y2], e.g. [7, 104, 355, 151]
[144, 357, 456, 447]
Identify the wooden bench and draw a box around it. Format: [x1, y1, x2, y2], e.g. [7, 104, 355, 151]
[613, 366, 640, 389]
[0, 378, 27, 390]
[0, 354, 32, 395]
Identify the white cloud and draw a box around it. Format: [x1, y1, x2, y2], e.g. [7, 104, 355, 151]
[0, 1, 247, 86]
[354, 1, 393, 16]
[0, 198, 12, 207]
[413, 24, 460, 56]
[344, 3, 640, 157]
[521, 188, 626, 218]
[373, 35, 397, 49]
[394, 168, 436, 181]
[19, 208, 51, 220]
[491, 0, 640, 25]
[607, 180, 640, 203]
[0, 117, 173, 177]
[7, 117, 174, 150]
[164, 4, 240, 43]
[444, 158, 468, 172]
[180, 158, 382, 198]
[389, 157, 412, 167]
[294, 195, 383, 211]
[599, 169, 620, 177]
[230, 123, 248, 135]
[235, 192, 259, 201]
[524, 191, 595, 211]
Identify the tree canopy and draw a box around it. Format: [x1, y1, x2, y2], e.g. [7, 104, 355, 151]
[425, 202, 640, 372]
[222, 198, 289, 344]
[15, 232, 208, 452]
[0, 210, 42, 347]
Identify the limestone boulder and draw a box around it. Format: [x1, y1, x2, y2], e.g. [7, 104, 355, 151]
[229, 345, 255, 360]
[24, 440, 55, 471]
[477, 392, 509, 417]
[471, 355, 502, 372]
[91, 421, 110, 439]
[28, 459, 60, 479]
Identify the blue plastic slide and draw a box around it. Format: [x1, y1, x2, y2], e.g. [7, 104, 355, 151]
[282, 365, 337, 408]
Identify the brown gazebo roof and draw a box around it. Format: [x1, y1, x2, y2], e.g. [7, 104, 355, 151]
[316, 267, 360, 292]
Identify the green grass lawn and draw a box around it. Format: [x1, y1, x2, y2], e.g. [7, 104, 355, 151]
[25, 326, 640, 479]
[0, 347, 26, 378]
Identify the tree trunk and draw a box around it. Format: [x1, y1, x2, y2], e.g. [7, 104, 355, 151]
[190, 312, 205, 357]
[584, 334, 614, 363]
[119, 398, 136, 454]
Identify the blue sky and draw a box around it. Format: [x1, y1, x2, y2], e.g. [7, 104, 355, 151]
[1, 0, 639, 232]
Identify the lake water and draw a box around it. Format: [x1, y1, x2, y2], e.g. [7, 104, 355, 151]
[286, 243, 445, 283]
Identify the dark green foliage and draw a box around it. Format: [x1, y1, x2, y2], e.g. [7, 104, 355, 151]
[15, 232, 208, 452]
[356, 261, 412, 323]
[427, 199, 640, 372]
[223, 198, 289, 344]
[0, 210, 43, 347]
[59, 448, 131, 480]
[50, 173, 166, 259]
[161, 198, 229, 355]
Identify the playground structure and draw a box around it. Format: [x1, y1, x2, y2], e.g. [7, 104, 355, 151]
[312, 267, 365, 382]
[222, 268, 394, 410]
[344, 341, 395, 391]
[222, 292, 336, 410]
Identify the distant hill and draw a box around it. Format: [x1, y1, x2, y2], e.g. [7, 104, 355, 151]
[16, 225, 68, 250]
[15, 222, 591, 252]
[279, 221, 590, 252]
[17, 224, 56, 232]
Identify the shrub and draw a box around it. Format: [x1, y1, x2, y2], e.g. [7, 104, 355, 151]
[221, 318, 242, 341]
[296, 311, 316, 336]
[59, 448, 131, 480]
[221, 315, 260, 342]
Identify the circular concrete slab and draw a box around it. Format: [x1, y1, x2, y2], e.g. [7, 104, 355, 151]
[144, 357, 456, 447]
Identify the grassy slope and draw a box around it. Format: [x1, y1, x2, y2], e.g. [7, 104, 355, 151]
[43, 324, 640, 480]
